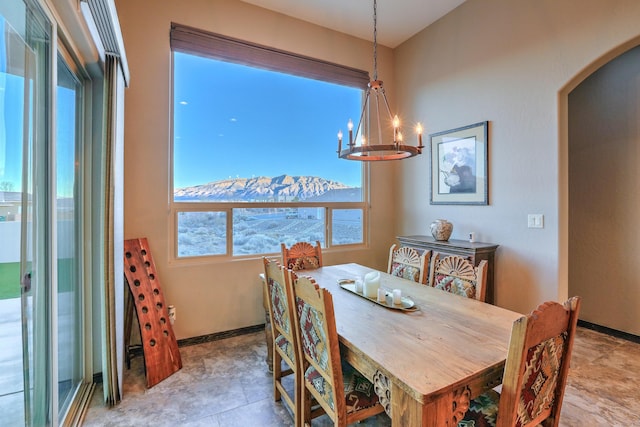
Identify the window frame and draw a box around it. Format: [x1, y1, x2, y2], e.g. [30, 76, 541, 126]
[168, 24, 370, 262]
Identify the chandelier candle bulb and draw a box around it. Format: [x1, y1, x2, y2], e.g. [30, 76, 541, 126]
[348, 119, 354, 144]
[416, 123, 423, 148]
[337, 130, 343, 153]
[393, 115, 400, 143]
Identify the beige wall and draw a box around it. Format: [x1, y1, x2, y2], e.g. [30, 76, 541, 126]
[115, 0, 399, 339]
[569, 46, 640, 335]
[395, 0, 640, 322]
[116, 0, 640, 338]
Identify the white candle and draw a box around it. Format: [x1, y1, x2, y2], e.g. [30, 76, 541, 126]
[377, 287, 386, 303]
[393, 115, 400, 142]
[363, 271, 380, 298]
[354, 278, 363, 293]
[392, 289, 402, 305]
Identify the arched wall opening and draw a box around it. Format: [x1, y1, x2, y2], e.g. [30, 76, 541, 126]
[559, 37, 640, 336]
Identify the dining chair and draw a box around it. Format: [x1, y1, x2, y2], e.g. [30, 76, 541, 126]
[459, 296, 581, 427]
[281, 241, 323, 271]
[262, 257, 301, 425]
[429, 253, 488, 301]
[387, 243, 431, 284]
[290, 272, 386, 427]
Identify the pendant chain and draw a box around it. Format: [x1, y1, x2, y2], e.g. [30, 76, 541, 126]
[373, 0, 378, 81]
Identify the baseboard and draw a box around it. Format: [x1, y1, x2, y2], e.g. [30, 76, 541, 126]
[93, 324, 266, 384]
[177, 323, 265, 347]
[578, 320, 640, 344]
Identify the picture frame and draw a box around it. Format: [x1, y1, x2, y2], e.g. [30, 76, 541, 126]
[429, 121, 488, 205]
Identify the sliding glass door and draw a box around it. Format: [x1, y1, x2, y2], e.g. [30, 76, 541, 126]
[0, 1, 90, 425]
[55, 50, 84, 422]
[0, 2, 51, 425]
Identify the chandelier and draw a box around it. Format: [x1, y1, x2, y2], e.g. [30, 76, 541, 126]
[337, 0, 423, 161]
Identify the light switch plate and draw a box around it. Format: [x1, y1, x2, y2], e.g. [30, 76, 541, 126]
[527, 214, 544, 228]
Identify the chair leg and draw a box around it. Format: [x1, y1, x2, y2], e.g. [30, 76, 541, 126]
[300, 382, 312, 427]
[264, 319, 273, 373]
[273, 343, 282, 401]
[294, 371, 303, 427]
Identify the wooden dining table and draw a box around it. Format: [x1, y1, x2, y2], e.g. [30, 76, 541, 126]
[303, 263, 522, 427]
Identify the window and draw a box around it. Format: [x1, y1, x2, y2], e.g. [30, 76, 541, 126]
[170, 24, 369, 258]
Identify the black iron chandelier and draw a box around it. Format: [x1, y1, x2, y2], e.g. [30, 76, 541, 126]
[337, 0, 424, 161]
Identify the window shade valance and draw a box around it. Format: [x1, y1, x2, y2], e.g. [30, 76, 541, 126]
[170, 22, 370, 89]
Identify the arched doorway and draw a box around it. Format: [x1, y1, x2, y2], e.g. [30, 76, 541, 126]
[561, 42, 640, 337]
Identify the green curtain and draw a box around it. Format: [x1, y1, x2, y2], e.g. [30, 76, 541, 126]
[101, 53, 125, 406]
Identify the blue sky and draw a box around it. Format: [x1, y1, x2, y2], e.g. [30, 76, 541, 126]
[1, 16, 76, 199]
[172, 52, 363, 188]
[0, 73, 23, 192]
[0, 68, 77, 198]
[1, 45, 364, 194]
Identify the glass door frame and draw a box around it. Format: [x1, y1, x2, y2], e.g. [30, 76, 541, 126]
[19, 1, 53, 424]
[50, 8, 100, 424]
[54, 42, 93, 426]
[2, 0, 97, 425]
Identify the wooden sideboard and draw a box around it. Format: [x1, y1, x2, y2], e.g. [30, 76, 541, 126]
[397, 235, 499, 304]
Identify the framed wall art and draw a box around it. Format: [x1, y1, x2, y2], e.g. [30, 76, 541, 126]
[430, 121, 488, 205]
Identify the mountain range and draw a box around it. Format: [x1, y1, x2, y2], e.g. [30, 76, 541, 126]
[174, 175, 356, 202]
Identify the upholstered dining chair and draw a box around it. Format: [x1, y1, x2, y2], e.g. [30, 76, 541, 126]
[387, 243, 431, 284]
[290, 272, 386, 427]
[459, 296, 581, 427]
[281, 241, 323, 271]
[429, 253, 488, 301]
[262, 257, 301, 425]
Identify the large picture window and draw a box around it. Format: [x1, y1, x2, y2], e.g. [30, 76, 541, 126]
[170, 24, 368, 258]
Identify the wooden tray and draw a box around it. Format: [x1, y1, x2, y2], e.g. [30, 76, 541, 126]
[338, 281, 418, 311]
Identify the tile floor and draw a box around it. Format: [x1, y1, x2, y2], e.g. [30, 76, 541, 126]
[82, 327, 640, 426]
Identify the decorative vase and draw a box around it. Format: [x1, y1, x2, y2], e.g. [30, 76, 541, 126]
[430, 219, 453, 241]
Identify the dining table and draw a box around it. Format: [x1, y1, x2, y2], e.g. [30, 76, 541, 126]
[302, 263, 522, 427]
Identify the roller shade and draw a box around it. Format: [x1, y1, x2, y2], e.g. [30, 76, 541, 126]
[170, 22, 369, 89]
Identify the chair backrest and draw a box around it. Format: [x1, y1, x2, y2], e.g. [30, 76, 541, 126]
[496, 296, 581, 427]
[387, 244, 431, 284]
[281, 240, 323, 271]
[429, 253, 488, 301]
[290, 273, 347, 424]
[262, 257, 297, 366]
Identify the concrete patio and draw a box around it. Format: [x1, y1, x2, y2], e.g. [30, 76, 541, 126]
[0, 297, 26, 426]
